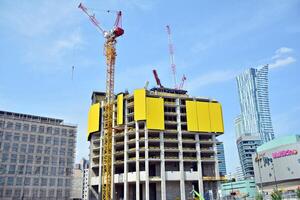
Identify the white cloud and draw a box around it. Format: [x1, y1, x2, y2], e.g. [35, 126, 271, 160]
[272, 47, 293, 59]
[268, 47, 296, 69]
[269, 56, 296, 69]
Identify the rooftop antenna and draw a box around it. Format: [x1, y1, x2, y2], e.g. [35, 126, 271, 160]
[71, 66, 75, 80]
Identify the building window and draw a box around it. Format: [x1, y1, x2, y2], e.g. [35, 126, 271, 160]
[45, 136, 52, 144]
[51, 157, 58, 165]
[50, 167, 57, 176]
[42, 167, 48, 176]
[53, 137, 59, 145]
[16, 177, 23, 186]
[3, 143, 10, 152]
[54, 128, 60, 135]
[34, 166, 41, 175]
[58, 167, 65, 175]
[35, 156, 42, 164]
[60, 138, 66, 145]
[21, 134, 28, 142]
[23, 124, 29, 131]
[37, 146, 43, 154]
[49, 178, 56, 186]
[0, 165, 6, 174]
[4, 132, 12, 141]
[1, 153, 9, 162]
[6, 122, 13, 129]
[25, 166, 32, 175]
[20, 144, 27, 153]
[0, 177, 5, 186]
[13, 133, 20, 141]
[43, 157, 50, 165]
[28, 145, 34, 154]
[29, 135, 36, 143]
[32, 189, 39, 197]
[57, 178, 63, 186]
[8, 165, 16, 174]
[15, 123, 22, 131]
[59, 157, 65, 166]
[41, 178, 48, 186]
[24, 177, 31, 186]
[31, 125, 37, 132]
[38, 126, 45, 133]
[52, 147, 58, 155]
[5, 189, 12, 197]
[12, 143, 18, 152]
[59, 148, 65, 156]
[17, 165, 24, 175]
[14, 189, 21, 197]
[19, 155, 26, 164]
[65, 179, 71, 187]
[44, 147, 51, 155]
[46, 127, 52, 134]
[7, 177, 14, 186]
[27, 155, 33, 164]
[37, 135, 44, 144]
[33, 178, 39, 186]
[61, 128, 67, 136]
[0, 120, 5, 128]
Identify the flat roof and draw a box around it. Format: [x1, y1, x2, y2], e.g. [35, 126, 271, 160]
[257, 135, 300, 152]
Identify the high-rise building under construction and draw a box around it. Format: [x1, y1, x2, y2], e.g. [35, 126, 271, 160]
[87, 87, 224, 200]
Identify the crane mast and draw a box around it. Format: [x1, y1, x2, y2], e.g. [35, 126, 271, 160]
[166, 25, 177, 89]
[78, 3, 124, 200]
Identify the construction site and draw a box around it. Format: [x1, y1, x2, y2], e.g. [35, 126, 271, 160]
[79, 3, 225, 200]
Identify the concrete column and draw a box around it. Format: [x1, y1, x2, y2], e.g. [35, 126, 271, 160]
[195, 134, 204, 195]
[124, 100, 128, 200]
[213, 135, 220, 180]
[176, 98, 186, 200]
[135, 122, 140, 200]
[145, 124, 149, 200]
[160, 131, 166, 200]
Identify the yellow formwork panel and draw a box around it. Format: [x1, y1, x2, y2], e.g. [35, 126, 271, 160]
[186, 100, 198, 132]
[209, 102, 224, 133]
[146, 97, 165, 130]
[87, 103, 100, 138]
[134, 89, 146, 120]
[117, 94, 124, 125]
[196, 102, 211, 132]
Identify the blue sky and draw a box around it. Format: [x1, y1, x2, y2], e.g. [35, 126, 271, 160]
[0, 0, 299, 174]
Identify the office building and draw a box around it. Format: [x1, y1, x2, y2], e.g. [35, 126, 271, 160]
[0, 110, 77, 200]
[237, 135, 261, 179]
[253, 135, 300, 196]
[71, 158, 89, 200]
[236, 65, 274, 143]
[87, 87, 225, 200]
[234, 166, 245, 181]
[235, 65, 274, 179]
[216, 141, 227, 176]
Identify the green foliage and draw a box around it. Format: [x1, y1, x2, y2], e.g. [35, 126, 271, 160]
[271, 189, 282, 200]
[255, 192, 263, 200]
[296, 187, 300, 198]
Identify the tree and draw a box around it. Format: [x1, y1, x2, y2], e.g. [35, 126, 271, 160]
[255, 193, 263, 200]
[271, 189, 282, 200]
[296, 187, 300, 199]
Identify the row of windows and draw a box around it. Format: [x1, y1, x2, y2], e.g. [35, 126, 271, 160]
[1, 142, 74, 156]
[0, 164, 73, 176]
[0, 187, 70, 198]
[0, 154, 74, 167]
[0, 176, 71, 187]
[0, 120, 76, 137]
[0, 131, 75, 146]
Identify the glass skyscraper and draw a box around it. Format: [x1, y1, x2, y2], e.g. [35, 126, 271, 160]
[235, 65, 275, 178]
[236, 65, 275, 143]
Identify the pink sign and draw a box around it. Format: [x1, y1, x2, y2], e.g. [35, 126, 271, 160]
[272, 149, 298, 159]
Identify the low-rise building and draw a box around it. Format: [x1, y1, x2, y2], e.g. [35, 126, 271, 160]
[220, 179, 257, 199]
[253, 135, 300, 195]
[71, 158, 89, 200]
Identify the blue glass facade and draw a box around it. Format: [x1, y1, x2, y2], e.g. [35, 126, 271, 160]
[216, 142, 227, 176]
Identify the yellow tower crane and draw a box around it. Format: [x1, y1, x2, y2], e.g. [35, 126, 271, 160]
[78, 3, 124, 200]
